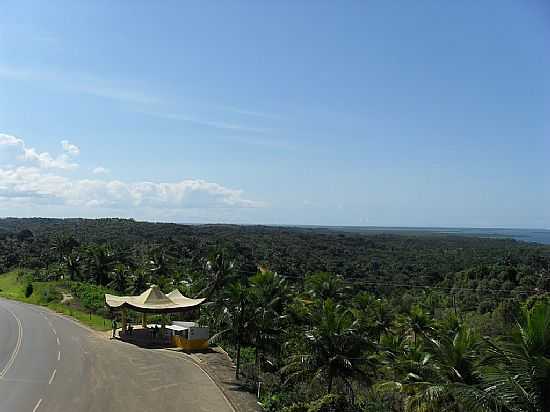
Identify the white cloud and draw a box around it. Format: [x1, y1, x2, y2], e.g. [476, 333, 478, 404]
[92, 166, 110, 175]
[0, 166, 263, 209]
[0, 133, 264, 212]
[61, 140, 80, 156]
[0, 134, 23, 146]
[0, 133, 78, 170]
[20, 147, 77, 170]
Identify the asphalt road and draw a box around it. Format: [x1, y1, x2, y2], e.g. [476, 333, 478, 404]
[0, 298, 234, 412]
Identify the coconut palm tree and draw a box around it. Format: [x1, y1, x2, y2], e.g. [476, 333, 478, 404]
[50, 234, 79, 265]
[130, 266, 149, 295]
[405, 326, 484, 411]
[304, 272, 349, 303]
[197, 250, 236, 301]
[477, 301, 550, 412]
[402, 304, 550, 412]
[65, 252, 81, 281]
[207, 281, 252, 379]
[283, 299, 369, 399]
[109, 263, 129, 293]
[406, 305, 435, 348]
[86, 244, 115, 286]
[384, 317, 489, 412]
[352, 292, 394, 342]
[248, 271, 291, 380]
[148, 248, 171, 290]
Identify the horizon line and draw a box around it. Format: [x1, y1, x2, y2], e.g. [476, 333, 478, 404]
[0, 216, 548, 232]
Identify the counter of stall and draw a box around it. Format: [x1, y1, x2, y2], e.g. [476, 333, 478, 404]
[149, 321, 209, 351]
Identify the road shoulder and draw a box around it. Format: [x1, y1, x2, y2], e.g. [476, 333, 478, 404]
[172, 347, 261, 412]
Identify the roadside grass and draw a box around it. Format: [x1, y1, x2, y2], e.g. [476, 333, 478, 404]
[0, 269, 111, 331]
[47, 302, 110, 330]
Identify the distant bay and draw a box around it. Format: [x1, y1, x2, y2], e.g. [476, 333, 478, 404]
[304, 226, 550, 245]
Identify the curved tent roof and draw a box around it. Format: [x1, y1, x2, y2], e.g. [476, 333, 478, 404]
[105, 285, 205, 313]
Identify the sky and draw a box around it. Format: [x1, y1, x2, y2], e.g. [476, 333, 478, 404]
[0, 1, 549, 228]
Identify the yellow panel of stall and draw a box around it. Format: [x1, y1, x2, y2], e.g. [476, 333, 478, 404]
[172, 335, 208, 351]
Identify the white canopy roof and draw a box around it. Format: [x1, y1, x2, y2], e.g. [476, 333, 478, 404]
[105, 285, 205, 313]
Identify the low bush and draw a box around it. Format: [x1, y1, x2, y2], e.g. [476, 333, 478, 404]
[66, 281, 112, 313]
[38, 284, 61, 304]
[281, 394, 350, 412]
[24, 282, 33, 297]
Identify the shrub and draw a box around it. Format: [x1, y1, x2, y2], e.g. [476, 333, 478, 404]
[38, 284, 62, 304]
[282, 394, 350, 412]
[478, 300, 495, 314]
[67, 281, 112, 313]
[16, 270, 32, 283]
[24, 282, 34, 298]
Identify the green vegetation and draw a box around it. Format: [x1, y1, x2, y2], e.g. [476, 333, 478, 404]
[0, 270, 28, 300]
[66, 281, 112, 315]
[0, 270, 110, 331]
[1, 217, 550, 411]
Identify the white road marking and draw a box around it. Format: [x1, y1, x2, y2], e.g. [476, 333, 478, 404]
[0, 304, 23, 378]
[32, 398, 42, 412]
[56, 337, 60, 346]
[48, 369, 56, 385]
[52, 328, 56, 335]
[58, 351, 61, 361]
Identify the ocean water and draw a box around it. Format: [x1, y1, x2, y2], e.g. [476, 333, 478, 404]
[319, 226, 550, 245]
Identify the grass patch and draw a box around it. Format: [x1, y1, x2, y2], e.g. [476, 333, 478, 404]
[0, 269, 111, 331]
[47, 302, 110, 330]
[0, 269, 26, 300]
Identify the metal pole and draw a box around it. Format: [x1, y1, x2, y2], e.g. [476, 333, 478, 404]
[121, 308, 127, 336]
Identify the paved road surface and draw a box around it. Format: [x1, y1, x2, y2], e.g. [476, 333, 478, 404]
[0, 298, 234, 412]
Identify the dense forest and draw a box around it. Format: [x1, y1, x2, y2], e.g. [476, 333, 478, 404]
[1, 217, 550, 411]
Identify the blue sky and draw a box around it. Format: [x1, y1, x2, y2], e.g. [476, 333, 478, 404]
[1, 1, 548, 228]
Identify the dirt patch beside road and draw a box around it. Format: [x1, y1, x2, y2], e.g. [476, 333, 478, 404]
[183, 347, 260, 412]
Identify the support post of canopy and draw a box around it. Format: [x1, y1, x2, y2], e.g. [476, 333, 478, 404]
[121, 308, 127, 335]
[142, 312, 147, 328]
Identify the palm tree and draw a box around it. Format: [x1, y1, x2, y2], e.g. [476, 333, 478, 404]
[401, 304, 550, 412]
[51, 235, 80, 280]
[406, 305, 434, 348]
[86, 244, 115, 286]
[130, 267, 149, 295]
[65, 253, 81, 281]
[387, 320, 487, 412]
[352, 292, 394, 342]
[413, 328, 483, 410]
[283, 299, 368, 399]
[109, 263, 129, 293]
[197, 250, 236, 301]
[50, 234, 79, 265]
[148, 248, 171, 290]
[248, 271, 290, 380]
[207, 281, 251, 379]
[478, 301, 550, 412]
[379, 333, 432, 384]
[304, 272, 348, 302]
